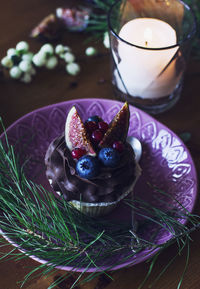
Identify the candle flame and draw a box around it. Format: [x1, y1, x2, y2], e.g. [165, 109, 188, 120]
[144, 27, 152, 47]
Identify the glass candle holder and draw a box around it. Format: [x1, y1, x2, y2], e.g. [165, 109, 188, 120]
[108, 0, 196, 114]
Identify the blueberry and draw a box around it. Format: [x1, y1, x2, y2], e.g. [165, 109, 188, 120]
[76, 155, 99, 179]
[86, 115, 102, 123]
[98, 148, 120, 167]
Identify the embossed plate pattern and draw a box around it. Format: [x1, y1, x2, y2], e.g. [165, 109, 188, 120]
[1, 98, 198, 272]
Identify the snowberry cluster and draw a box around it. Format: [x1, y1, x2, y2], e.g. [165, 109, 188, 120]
[33, 43, 81, 75]
[1, 41, 82, 83]
[32, 43, 58, 69]
[1, 41, 36, 83]
[55, 44, 80, 76]
[71, 115, 124, 179]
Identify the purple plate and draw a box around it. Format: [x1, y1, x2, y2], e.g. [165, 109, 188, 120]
[1, 98, 198, 272]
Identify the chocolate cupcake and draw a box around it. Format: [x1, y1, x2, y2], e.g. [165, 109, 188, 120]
[45, 102, 141, 216]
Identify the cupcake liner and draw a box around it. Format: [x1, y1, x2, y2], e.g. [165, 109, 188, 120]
[69, 162, 142, 217]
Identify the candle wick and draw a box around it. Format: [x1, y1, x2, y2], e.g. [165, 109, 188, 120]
[145, 41, 148, 47]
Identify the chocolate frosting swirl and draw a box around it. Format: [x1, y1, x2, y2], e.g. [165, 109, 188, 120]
[45, 135, 137, 203]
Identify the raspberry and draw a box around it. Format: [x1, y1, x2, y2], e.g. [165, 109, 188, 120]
[71, 148, 86, 159]
[112, 141, 124, 153]
[85, 121, 98, 133]
[98, 121, 109, 134]
[91, 129, 103, 144]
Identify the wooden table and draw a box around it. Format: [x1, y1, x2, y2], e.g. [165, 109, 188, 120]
[0, 1, 200, 288]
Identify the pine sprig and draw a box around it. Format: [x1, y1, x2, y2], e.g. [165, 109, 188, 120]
[86, 0, 116, 38]
[0, 123, 200, 288]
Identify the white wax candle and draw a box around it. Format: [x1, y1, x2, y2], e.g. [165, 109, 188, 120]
[114, 18, 182, 99]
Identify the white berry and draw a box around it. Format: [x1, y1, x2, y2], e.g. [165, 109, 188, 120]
[38, 49, 47, 59]
[7, 48, 17, 58]
[59, 46, 71, 59]
[40, 43, 54, 55]
[85, 47, 97, 56]
[55, 44, 65, 55]
[64, 46, 71, 52]
[19, 60, 32, 72]
[64, 52, 75, 63]
[103, 31, 110, 49]
[21, 73, 32, 83]
[45, 56, 58, 69]
[16, 41, 29, 52]
[32, 53, 46, 67]
[22, 52, 33, 61]
[9, 66, 22, 79]
[29, 67, 36, 75]
[1, 56, 13, 68]
[66, 62, 80, 76]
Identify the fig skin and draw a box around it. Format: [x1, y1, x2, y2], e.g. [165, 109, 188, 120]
[30, 14, 64, 41]
[99, 102, 130, 148]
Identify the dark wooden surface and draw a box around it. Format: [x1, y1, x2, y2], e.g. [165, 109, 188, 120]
[0, 1, 200, 288]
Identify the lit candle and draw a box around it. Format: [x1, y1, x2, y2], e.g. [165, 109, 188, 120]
[114, 18, 182, 99]
[144, 27, 152, 47]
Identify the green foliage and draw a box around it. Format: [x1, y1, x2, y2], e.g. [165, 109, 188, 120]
[86, 0, 115, 37]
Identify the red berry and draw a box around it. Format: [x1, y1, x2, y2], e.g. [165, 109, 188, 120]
[112, 141, 124, 153]
[71, 148, 86, 159]
[98, 121, 109, 134]
[85, 121, 98, 133]
[91, 129, 103, 143]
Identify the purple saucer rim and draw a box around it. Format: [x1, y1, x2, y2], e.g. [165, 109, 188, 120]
[0, 98, 198, 273]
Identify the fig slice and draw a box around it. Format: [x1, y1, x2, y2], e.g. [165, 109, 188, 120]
[30, 14, 63, 41]
[99, 102, 130, 148]
[65, 106, 96, 156]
